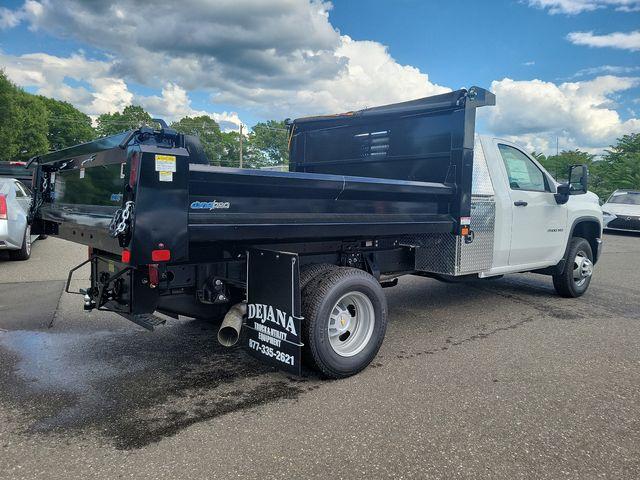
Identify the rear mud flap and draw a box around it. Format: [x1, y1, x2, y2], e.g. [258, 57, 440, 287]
[244, 248, 303, 376]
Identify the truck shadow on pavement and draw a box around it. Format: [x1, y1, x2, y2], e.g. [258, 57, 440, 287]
[0, 318, 319, 450]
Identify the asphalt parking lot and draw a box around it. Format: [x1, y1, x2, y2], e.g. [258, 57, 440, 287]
[0, 234, 639, 479]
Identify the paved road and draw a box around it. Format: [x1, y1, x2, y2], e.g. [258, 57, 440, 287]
[0, 234, 639, 479]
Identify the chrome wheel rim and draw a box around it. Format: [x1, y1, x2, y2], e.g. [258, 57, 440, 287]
[328, 291, 375, 357]
[573, 250, 592, 287]
[25, 226, 31, 255]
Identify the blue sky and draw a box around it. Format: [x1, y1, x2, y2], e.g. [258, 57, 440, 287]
[0, 0, 638, 153]
[331, 0, 639, 90]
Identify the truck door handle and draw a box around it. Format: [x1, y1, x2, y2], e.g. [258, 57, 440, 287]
[514, 200, 528, 207]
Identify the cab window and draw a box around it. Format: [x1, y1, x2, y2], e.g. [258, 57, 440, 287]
[498, 144, 549, 192]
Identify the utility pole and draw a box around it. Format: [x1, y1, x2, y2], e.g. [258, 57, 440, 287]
[555, 135, 560, 178]
[239, 124, 243, 168]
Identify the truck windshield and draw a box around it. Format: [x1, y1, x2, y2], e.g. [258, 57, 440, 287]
[608, 192, 640, 205]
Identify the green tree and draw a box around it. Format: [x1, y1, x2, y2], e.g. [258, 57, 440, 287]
[96, 105, 154, 137]
[0, 71, 20, 161]
[220, 131, 243, 167]
[538, 150, 595, 182]
[39, 96, 95, 150]
[248, 120, 289, 168]
[0, 72, 49, 161]
[171, 115, 223, 165]
[13, 91, 49, 161]
[597, 133, 640, 198]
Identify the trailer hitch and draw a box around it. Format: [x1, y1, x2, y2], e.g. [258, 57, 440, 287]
[65, 256, 132, 310]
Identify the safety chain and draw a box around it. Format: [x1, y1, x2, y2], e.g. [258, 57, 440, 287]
[109, 201, 135, 238]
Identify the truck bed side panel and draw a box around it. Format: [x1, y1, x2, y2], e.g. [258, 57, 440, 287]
[188, 165, 455, 242]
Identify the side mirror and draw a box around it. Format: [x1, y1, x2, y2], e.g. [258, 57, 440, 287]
[555, 183, 570, 205]
[568, 164, 588, 195]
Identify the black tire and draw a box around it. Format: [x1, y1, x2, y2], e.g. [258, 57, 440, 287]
[302, 267, 387, 378]
[300, 263, 337, 290]
[38, 234, 48, 240]
[552, 237, 593, 298]
[9, 225, 31, 261]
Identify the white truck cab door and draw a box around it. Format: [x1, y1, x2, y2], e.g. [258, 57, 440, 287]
[495, 142, 567, 266]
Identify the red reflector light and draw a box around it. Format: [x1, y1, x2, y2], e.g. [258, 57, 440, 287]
[148, 264, 159, 288]
[151, 249, 171, 262]
[121, 249, 131, 263]
[0, 194, 7, 220]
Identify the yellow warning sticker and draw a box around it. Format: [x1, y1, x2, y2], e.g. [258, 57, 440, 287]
[159, 171, 173, 182]
[155, 154, 176, 172]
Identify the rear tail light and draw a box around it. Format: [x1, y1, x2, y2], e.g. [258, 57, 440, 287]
[128, 151, 140, 189]
[121, 249, 131, 264]
[151, 249, 171, 262]
[0, 194, 7, 220]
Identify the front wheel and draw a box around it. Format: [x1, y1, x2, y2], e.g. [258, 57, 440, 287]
[552, 237, 593, 298]
[302, 267, 387, 378]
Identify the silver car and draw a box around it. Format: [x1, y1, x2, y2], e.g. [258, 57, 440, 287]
[602, 190, 640, 233]
[0, 177, 39, 260]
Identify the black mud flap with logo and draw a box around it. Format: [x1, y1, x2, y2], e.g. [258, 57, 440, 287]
[245, 248, 303, 375]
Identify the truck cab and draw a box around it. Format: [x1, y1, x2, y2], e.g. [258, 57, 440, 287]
[476, 135, 602, 279]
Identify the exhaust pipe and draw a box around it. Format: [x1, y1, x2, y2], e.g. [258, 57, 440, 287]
[217, 302, 247, 347]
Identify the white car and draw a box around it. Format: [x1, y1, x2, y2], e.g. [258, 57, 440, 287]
[0, 177, 41, 260]
[602, 190, 640, 233]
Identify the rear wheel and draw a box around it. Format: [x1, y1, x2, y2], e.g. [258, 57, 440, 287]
[300, 263, 336, 290]
[9, 225, 31, 261]
[552, 237, 593, 298]
[302, 267, 387, 378]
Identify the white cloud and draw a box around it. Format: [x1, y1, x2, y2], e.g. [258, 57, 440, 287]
[484, 76, 640, 153]
[0, 50, 244, 130]
[528, 0, 640, 14]
[0, 51, 131, 114]
[216, 35, 450, 118]
[14, 0, 344, 92]
[572, 65, 640, 77]
[0, 7, 22, 28]
[567, 30, 640, 51]
[2, 0, 448, 120]
[139, 83, 243, 131]
[523, 61, 536, 66]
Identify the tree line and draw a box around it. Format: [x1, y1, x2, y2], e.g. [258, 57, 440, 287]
[1, 71, 638, 199]
[532, 137, 640, 200]
[0, 71, 288, 169]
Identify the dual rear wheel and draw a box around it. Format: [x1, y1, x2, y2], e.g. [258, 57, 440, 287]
[300, 265, 387, 379]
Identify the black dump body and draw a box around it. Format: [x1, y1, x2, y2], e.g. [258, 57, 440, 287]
[31, 87, 494, 257]
[28, 87, 495, 322]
